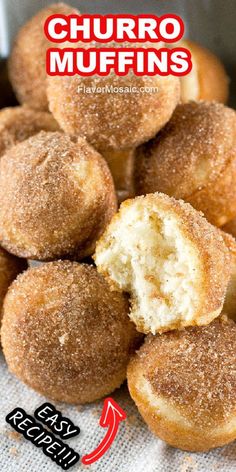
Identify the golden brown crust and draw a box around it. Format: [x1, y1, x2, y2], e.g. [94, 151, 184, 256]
[187, 155, 236, 226]
[0, 131, 117, 260]
[8, 3, 79, 111]
[47, 72, 180, 152]
[0, 247, 27, 326]
[101, 148, 135, 203]
[134, 101, 236, 226]
[182, 40, 229, 104]
[127, 316, 236, 451]
[0, 106, 59, 157]
[220, 230, 236, 256]
[95, 192, 230, 332]
[1, 261, 141, 404]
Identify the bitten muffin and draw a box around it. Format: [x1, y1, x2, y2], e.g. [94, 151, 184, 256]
[8, 3, 79, 111]
[95, 193, 230, 334]
[1, 262, 141, 403]
[134, 101, 236, 226]
[127, 316, 236, 452]
[0, 131, 117, 260]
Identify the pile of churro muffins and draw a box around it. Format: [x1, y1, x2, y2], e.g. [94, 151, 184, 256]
[0, 3, 236, 453]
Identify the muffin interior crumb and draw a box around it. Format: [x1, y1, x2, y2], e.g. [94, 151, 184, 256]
[95, 198, 201, 333]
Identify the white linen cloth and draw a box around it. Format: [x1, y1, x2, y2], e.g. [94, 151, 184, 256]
[1, 352, 235, 472]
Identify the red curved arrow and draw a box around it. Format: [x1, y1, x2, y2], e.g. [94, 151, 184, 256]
[81, 397, 126, 466]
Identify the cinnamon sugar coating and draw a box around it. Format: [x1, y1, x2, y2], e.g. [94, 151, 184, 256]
[134, 101, 236, 226]
[127, 316, 236, 451]
[0, 131, 117, 260]
[47, 71, 180, 152]
[1, 261, 141, 404]
[0, 106, 59, 157]
[8, 3, 79, 111]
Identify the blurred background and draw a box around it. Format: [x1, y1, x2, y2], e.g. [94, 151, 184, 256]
[0, 0, 235, 105]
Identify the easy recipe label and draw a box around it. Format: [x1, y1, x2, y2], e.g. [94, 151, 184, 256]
[45, 14, 192, 76]
[6, 403, 80, 470]
[6, 398, 127, 469]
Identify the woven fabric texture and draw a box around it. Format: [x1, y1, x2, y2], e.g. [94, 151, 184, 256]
[0, 353, 235, 472]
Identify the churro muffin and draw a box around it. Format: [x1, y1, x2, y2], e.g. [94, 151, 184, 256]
[0, 106, 59, 157]
[8, 3, 79, 111]
[101, 148, 135, 203]
[0, 247, 27, 328]
[223, 217, 236, 239]
[221, 231, 236, 321]
[179, 40, 229, 104]
[127, 316, 236, 452]
[95, 193, 230, 334]
[134, 101, 236, 226]
[1, 262, 140, 404]
[47, 72, 180, 152]
[0, 131, 117, 260]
